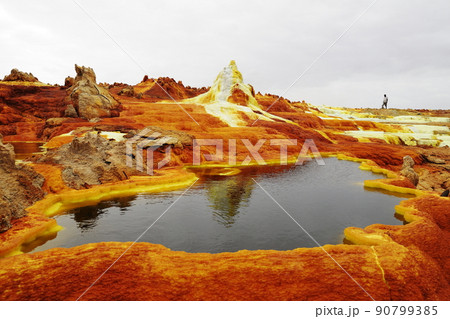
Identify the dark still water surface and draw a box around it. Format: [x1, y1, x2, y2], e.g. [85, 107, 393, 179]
[31, 158, 412, 253]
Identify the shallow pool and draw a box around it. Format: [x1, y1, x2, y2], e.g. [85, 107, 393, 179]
[30, 158, 412, 253]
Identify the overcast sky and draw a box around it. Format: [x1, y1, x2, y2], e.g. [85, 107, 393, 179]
[1, 0, 449, 109]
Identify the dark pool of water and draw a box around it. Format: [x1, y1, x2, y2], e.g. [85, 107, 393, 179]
[30, 158, 412, 253]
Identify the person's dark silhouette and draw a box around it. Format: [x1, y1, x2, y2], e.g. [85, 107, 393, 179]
[381, 94, 388, 109]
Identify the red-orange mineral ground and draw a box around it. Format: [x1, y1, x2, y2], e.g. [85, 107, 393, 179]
[0, 63, 449, 300]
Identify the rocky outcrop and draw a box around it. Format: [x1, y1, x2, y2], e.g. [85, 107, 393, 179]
[0, 82, 70, 140]
[3, 69, 38, 82]
[66, 65, 121, 120]
[64, 76, 74, 87]
[399, 149, 449, 192]
[63, 104, 78, 118]
[0, 136, 45, 232]
[36, 127, 194, 189]
[417, 169, 450, 193]
[255, 93, 307, 113]
[125, 126, 194, 149]
[189, 60, 260, 107]
[185, 60, 293, 126]
[37, 132, 140, 189]
[0, 84, 67, 119]
[419, 148, 449, 166]
[118, 85, 135, 97]
[424, 155, 446, 165]
[134, 77, 208, 100]
[400, 155, 419, 186]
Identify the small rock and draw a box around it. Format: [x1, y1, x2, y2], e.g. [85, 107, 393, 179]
[425, 155, 446, 165]
[118, 86, 135, 97]
[45, 117, 66, 127]
[400, 155, 419, 186]
[64, 104, 78, 118]
[64, 76, 75, 87]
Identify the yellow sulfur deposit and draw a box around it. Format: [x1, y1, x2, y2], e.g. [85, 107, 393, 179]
[184, 61, 292, 126]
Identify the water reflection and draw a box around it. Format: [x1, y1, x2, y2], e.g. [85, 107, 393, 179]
[68, 196, 136, 231]
[8, 142, 45, 160]
[205, 175, 254, 227]
[199, 165, 298, 227]
[31, 158, 412, 254]
[21, 231, 58, 253]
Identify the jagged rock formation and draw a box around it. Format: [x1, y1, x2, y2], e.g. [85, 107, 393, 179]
[400, 155, 419, 186]
[118, 85, 135, 97]
[415, 148, 450, 192]
[3, 69, 39, 82]
[36, 127, 194, 189]
[0, 136, 45, 232]
[37, 132, 139, 189]
[185, 60, 291, 126]
[193, 61, 260, 107]
[132, 77, 208, 100]
[65, 65, 121, 120]
[423, 154, 446, 165]
[255, 93, 308, 113]
[0, 84, 66, 119]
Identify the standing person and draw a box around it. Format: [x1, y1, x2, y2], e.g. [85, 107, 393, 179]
[381, 94, 388, 109]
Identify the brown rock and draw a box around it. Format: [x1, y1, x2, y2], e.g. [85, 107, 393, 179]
[400, 155, 419, 186]
[37, 132, 142, 189]
[0, 136, 45, 232]
[0, 82, 69, 140]
[66, 65, 121, 120]
[417, 169, 450, 193]
[424, 155, 446, 165]
[45, 117, 66, 127]
[255, 93, 298, 112]
[141, 77, 208, 100]
[132, 126, 194, 149]
[64, 104, 78, 117]
[3, 69, 38, 82]
[64, 76, 74, 87]
[118, 85, 135, 97]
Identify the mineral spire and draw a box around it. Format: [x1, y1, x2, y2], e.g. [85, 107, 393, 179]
[186, 60, 290, 126]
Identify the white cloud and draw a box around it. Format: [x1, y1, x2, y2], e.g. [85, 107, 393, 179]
[0, 0, 449, 109]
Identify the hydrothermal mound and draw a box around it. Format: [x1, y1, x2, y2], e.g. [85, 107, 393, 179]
[0, 62, 449, 300]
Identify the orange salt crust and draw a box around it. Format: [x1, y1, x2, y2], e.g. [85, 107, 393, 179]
[0, 154, 448, 300]
[0, 81, 449, 301]
[0, 196, 448, 301]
